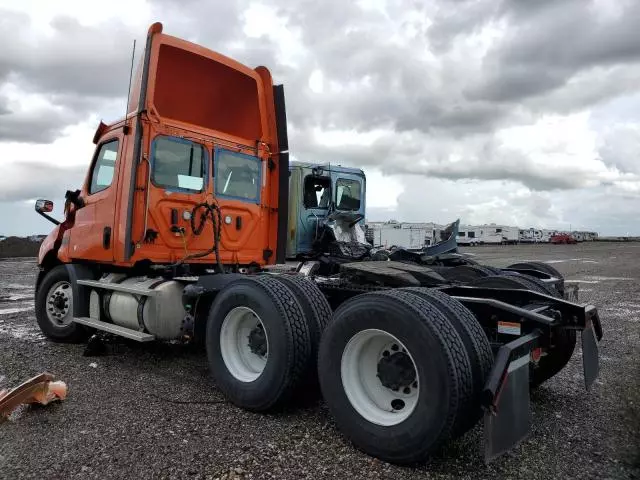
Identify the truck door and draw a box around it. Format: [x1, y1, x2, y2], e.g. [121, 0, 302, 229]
[139, 133, 212, 262]
[213, 147, 272, 264]
[69, 136, 121, 262]
[299, 174, 332, 253]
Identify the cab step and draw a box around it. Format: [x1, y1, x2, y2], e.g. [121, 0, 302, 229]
[76, 279, 159, 296]
[72, 317, 156, 342]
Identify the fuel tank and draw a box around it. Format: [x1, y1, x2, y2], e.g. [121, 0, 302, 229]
[89, 274, 187, 340]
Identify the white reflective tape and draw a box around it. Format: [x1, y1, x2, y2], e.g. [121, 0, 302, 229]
[498, 321, 521, 336]
[507, 354, 530, 373]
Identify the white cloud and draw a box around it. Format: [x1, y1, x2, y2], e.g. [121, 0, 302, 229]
[1, 0, 640, 237]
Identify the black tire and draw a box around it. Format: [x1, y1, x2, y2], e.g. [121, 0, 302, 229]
[507, 271, 577, 386]
[530, 329, 577, 387]
[440, 265, 496, 283]
[35, 265, 89, 343]
[506, 261, 565, 296]
[479, 265, 502, 275]
[206, 276, 311, 411]
[459, 257, 479, 265]
[469, 274, 548, 294]
[467, 275, 576, 386]
[269, 274, 332, 391]
[500, 271, 560, 297]
[317, 289, 473, 464]
[507, 261, 563, 280]
[399, 287, 493, 437]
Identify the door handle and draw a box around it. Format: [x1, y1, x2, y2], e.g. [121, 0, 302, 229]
[103, 227, 112, 249]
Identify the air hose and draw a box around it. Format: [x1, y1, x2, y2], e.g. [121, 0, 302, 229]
[174, 201, 224, 273]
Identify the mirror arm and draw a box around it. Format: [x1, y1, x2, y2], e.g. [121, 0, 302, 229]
[37, 210, 60, 226]
[65, 189, 85, 209]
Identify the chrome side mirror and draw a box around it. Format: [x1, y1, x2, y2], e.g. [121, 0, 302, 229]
[35, 199, 54, 213]
[34, 199, 60, 225]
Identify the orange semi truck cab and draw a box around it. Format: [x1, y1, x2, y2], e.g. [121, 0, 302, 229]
[31, 22, 603, 468]
[36, 22, 289, 274]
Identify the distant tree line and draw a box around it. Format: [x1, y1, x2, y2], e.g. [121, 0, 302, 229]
[0, 236, 43, 258]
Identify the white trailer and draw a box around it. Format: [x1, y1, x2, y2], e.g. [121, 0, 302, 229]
[539, 229, 557, 243]
[365, 221, 433, 250]
[456, 225, 481, 246]
[477, 225, 503, 245]
[498, 226, 519, 244]
[474, 224, 519, 245]
[519, 228, 559, 243]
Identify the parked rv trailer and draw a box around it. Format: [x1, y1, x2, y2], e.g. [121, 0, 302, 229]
[456, 225, 481, 246]
[365, 221, 433, 249]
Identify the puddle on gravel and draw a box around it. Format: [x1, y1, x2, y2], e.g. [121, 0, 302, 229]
[0, 283, 32, 290]
[0, 306, 34, 315]
[0, 294, 33, 302]
[584, 276, 635, 281]
[545, 258, 599, 264]
[0, 319, 45, 342]
[568, 275, 636, 284]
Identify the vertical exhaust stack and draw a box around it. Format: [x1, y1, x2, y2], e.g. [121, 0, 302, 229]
[273, 84, 289, 264]
[124, 22, 162, 261]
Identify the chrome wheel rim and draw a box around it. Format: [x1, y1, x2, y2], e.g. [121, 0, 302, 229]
[220, 306, 269, 382]
[45, 281, 73, 327]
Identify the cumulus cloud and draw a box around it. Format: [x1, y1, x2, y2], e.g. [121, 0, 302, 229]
[0, 161, 86, 202]
[0, 0, 640, 235]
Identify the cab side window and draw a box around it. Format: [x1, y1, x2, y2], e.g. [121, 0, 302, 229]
[152, 136, 206, 192]
[336, 178, 361, 210]
[215, 148, 261, 202]
[89, 140, 119, 194]
[303, 176, 331, 209]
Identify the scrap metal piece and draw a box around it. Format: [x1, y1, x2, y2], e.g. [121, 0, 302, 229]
[0, 373, 67, 420]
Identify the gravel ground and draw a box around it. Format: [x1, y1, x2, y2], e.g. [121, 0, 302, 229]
[0, 243, 638, 480]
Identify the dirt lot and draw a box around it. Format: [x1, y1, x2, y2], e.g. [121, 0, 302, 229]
[1, 243, 639, 479]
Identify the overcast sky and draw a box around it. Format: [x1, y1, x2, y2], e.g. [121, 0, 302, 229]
[2, 0, 640, 236]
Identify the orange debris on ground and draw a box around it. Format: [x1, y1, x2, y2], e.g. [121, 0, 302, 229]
[0, 373, 67, 420]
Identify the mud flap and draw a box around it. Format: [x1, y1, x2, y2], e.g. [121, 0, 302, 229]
[582, 316, 599, 391]
[482, 333, 538, 463]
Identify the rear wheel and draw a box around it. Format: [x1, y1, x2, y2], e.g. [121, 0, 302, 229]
[468, 275, 577, 387]
[469, 274, 547, 294]
[440, 264, 496, 283]
[531, 329, 577, 387]
[507, 261, 563, 280]
[35, 265, 88, 343]
[206, 276, 311, 411]
[317, 290, 473, 464]
[399, 287, 493, 437]
[270, 274, 332, 393]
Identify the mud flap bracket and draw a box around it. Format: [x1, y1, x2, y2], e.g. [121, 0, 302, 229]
[582, 307, 600, 391]
[482, 332, 539, 463]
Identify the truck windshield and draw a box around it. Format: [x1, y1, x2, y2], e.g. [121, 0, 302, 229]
[336, 178, 361, 211]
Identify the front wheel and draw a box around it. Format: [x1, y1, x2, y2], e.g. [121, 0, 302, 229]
[35, 265, 88, 343]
